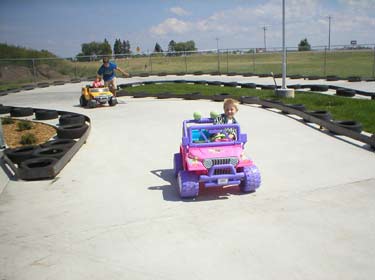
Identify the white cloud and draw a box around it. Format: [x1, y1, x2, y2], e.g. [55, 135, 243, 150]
[150, 18, 192, 36]
[170, 7, 190, 16]
[149, 0, 375, 49]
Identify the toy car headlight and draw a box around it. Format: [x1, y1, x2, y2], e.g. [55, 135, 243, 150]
[230, 157, 239, 166]
[203, 159, 213, 169]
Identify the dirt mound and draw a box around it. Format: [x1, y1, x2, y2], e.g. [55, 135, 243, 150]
[0, 64, 69, 82]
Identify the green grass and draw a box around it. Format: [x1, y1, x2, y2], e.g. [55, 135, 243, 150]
[125, 83, 375, 133]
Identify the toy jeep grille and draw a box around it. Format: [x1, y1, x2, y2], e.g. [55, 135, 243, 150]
[203, 157, 239, 169]
[214, 168, 232, 175]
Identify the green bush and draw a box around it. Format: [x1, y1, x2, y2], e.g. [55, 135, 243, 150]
[17, 120, 33, 131]
[20, 133, 37, 145]
[1, 117, 14, 125]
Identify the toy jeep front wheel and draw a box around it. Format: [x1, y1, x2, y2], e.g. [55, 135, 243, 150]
[177, 171, 199, 198]
[173, 153, 183, 177]
[240, 165, 261, 192]
[108, 97, 118, 106]
[88, 100, 97, 108]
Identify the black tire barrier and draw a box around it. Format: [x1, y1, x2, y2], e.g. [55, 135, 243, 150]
[310, 85, 329, 92]
[3, 145, 39, 165]
[300, 84, 313, 89]
[273, 73, 282, 78]
[132, 92, 152, 98]
[258, 73, 271, 77]
[209, 71, 221, 75]
[157, 72, 167, 76]
[57, 123, 89, 139]
[260, 85, 276, 90]
[193, 71, 203, 75]
[282, 104, 306, 114]
[10, 107, 34, 117]
[139, 73, 150, 77]
[156, 92, 172, 99]
[207, 81, 222, 86]
[57, 110, 72, 116]
[194, 80, 207, 85]
[331, 120, 362, 134]
[288, 84, 302, 89]
[305, 110, 332, 122]
[59, 114, 86, 126]
[326, 76, 339, 81]
[71, 78, 81, 83]
[19, 157, 58, 180]
[35, 109, 59, 120]
[306, 76, 321, 80]
[336, 88, 356, 97]
[241, 83, 256, 89]
[240, 96, 260, 104]
[116, 90, 132, 97]
[223, 82, 238, 87]
[365, 77, 375, 82]
[32, 146, 69, 159]
[53, 80, 65, 85]
[227, 72, 237, 76]
[286, 104, 306, 111]
[22, 84, 35, 90]
[0, 105, 12, 114]
[289, 74, 303, 79]
[242, 73, 254, 77]
[212, 93, 231, 102]
[261, 99, 283, 108]
[41, 139, 76, 149]
[37, 82, 50, 88]
[118, 83, 133, 88]
[175, 72, 186, 76]
[183, 92, 203, 100]
[347, 76, 361, 82]
[174, 80, 186, 84]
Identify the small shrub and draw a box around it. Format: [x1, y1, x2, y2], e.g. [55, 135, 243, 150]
[17, 120, 33, 131]
[1, 117, 14, 125]
[20, 133, 37, 145]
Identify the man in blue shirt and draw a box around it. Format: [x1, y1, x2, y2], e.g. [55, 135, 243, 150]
[97, 57, 129, 96]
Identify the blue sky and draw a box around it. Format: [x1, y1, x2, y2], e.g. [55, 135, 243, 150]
[0, 0, 374, 57]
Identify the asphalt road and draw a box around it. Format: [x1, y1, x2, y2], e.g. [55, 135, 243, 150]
[0, 78, 374, 280]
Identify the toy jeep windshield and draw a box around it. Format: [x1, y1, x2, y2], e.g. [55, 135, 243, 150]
[79, 86, 118, 108]
[173, 117, 261, 198]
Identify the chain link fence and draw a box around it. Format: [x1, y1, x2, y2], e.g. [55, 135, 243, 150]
[0, 44, 374, 87]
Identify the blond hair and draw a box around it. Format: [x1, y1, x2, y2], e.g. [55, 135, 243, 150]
[223, 98, 239, 111]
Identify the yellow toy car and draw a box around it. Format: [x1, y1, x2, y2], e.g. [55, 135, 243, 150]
[79, 86, 118, 108]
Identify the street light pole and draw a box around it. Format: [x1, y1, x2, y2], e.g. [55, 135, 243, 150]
[275, 0, 294, 98]
[262, 26, 267, 51]
[328, 15, 332, 50]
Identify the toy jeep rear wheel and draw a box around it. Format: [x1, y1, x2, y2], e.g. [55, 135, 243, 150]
[80, 95, 88, 107]
[108, 97, 118, 106]
[240, 165, 261, 192]
[178, 171, 199, 198]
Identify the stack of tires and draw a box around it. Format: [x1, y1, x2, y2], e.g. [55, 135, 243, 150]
[2, 109, 89, 180]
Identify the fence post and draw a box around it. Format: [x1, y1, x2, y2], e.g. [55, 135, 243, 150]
[149, 53, 152, 74]
[217, 49, 220, 73]
[31, 59, 37, 83]
[252, 48, 256, 73]
[323, 46, 327, 77]
[184, 51, 187, 73]
[74, 59, 77, 78]
[226, 49, 229, 74]
[372, 46, 375, 78]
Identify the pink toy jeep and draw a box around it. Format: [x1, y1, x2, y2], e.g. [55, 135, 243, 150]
[173, 117, 261, 198]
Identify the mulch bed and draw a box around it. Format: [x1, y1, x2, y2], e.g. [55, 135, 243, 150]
[2, 119, 56, 148]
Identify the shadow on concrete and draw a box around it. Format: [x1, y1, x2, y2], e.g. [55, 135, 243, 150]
[149, 169, 250, 202]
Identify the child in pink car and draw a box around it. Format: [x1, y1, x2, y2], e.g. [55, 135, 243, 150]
[92, 77, 103, 88]
[213, 98, 239, 140]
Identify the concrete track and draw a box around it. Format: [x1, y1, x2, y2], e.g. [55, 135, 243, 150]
[0, 78, 374, 280]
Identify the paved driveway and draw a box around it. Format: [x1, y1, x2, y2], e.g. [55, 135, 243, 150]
[0, 81, 374, 280]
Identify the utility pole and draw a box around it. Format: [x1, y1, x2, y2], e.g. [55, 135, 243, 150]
[328, 15, 332, 50]
[262, 26, 267, 52]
